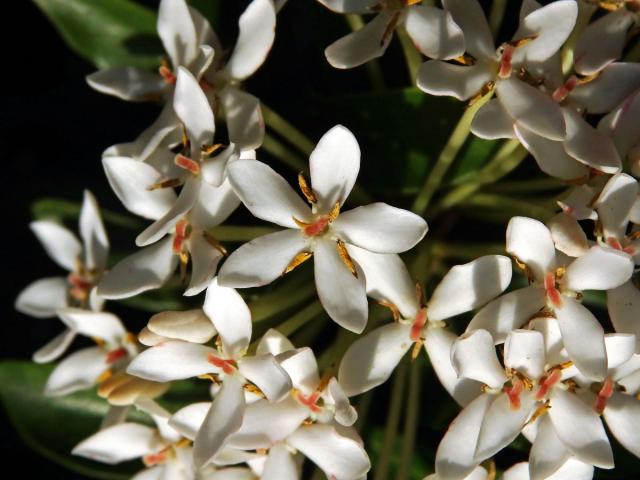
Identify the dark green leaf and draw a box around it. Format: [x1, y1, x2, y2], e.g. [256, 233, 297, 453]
[33, 0, 162, 69]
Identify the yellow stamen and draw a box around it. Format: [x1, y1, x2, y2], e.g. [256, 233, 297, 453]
[507, 34, 538, 48]
[378, 300, 401, 322]
[203, 232, 228, 256]
[411, 338, 424, 360]
[244, 383, 265, 397]
[452, 54, 476, 66]
[468, 81, 495, 107]
[415, 281, 426, 308]
[96, 369, 113, 384]
[283, 251, 313, 275]
[179, 251, 189, 282]
[336, 240, 358, 277]
[328, 201, 341, 222]
[292, 216, 312, 229]
[298, 172, 317, 204]
[201, 143, 224, 157]
[198, 373, 220, 383]
[147, 178, 183, 191]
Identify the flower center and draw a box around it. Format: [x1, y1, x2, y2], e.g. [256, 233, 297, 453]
[594, 377, 615, 414]
[497, 44, 515, 79]
[552, 75, 579, 102]
[172, 219, 191, 258]
[207, 353, 237, 375]
[504, 377, 525, 410]
[606, 237, 637, 255]
[296, 390, 323, 413]
[106, 347, 128, 364]
[544, 271, 564, 308]
[535, 368, 563, 400]
[410, 307, 428, 342]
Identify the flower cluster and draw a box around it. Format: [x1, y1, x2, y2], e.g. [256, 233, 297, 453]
[15, 0, 640, 479]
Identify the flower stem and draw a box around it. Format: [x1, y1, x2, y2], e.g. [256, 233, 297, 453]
[488, 0, 507, 38]
[251, 282, 317, 323]
[411, 92, 493, 216]
[375, 359, 408, 480]
[276, 300, 324, 337]
[430, 139, 528, 215]
[487, 177, 564, 194]
[431, 241, 505, 260]
[261, 103, 315, 156]
[395, 359, 422, 480]
[208, 225, 278, 242]
[397, 26, 423, 83]
[262, 133, 307, 171]
[345, 15, 386, 91]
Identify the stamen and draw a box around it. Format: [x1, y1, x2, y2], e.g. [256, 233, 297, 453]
[594, 378, 614, 414]
[174, 154, 201, 175]
[207, 353, 236, 375]
[203, 232, 228, 256]
[468, 81, 495, 107]
[336, 240, 358, 277]
[378, 300, 401, 322]
[328, 201, 341, 222]
[244, 383, 265, 397]
[415, 282, 426, 308]
[159, 59, 176, 85]
[95, 369, 113, 384]
[381, 12, 401, 47]
[283, 251, 313, 275]
[525, 401, 551, 426]
[201, 143, 224, 157]
[147, 178, 182, 191]
[411, 338, 424, 360]
[544, 272, 563, 308]
[451, 54, 476, 66]
[298, 172, 317, 204]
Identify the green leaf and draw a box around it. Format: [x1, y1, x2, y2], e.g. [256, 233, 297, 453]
[0, 360, 207, 478]
[33, 0, 162, 69]
[31, 197, 143, 230]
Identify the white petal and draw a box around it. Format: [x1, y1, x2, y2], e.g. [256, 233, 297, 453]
[262, 443, 298, 480]
[417, 61, 495, 101]
[79, 190, 109, 270]
[227, 160, 311, 228]
[564, 245, 633, 292]
[573, 8, 634, 75]
[571, 62, 640, 114]
[548, 388, 613, 468]
[218, 230, 308, 288]
[256, 328, 295, 356]
[325, 12, 394, 69]
[605, 333, 636, 370]
[194, 376, 246, 467]
[191, 178, 240, 228]
[185, 233, 224, 297]
[475, 391, 536, 460]
[328, 377, 357, 426]
[556, 185, 597, 221]
[73, 423, 160, 464]
[30, 220, 81, 271]
[506, 216, 555, 281]
[287, 424, 371, 480]
[309, 125, 361, 211]
[332, 202, 427, 253]
[203, 278, 252, 357]
[603, 392, 640, 458]
[467, 286, 546, 343]
[57, 309, 125, 344]
[505, 459, 594, 480]
[97, 237, 178, 299]
[315, 0, 377, 13]
[224, 0, 276, 80]
[547, 213, 589, 258]
[563, 108, 621, 174]
[148, 309, 216, 344]
[404, 6, 464, 59]
[497, 78, 565, 141]
[238, 354, 292, 402]
[157, 0, 197, 67]
[504, 329, 545, 379]
[219, 86, 264, 150]
[200, 145, 238, 188]
[599, 87, 640, 157]
[338, 323, 412, 396]
[442, 0, 494, 60]
[346, 247, 419, 319]
[594, 173, 638, 240]
[136, 177, 200, 247]
[45, 347, 108, 396]
[127, 341, 214, 382]
[428, 255, 512, 321]
[471, 99, 517, 140]
[451, 330, 507, 389]
[529, 415, 571, 480]
[33, 328, 77, 364]
[608, 280, 640, 340]
[169, 402, 211, 440]
[174, 67, 214, 149]
[530, 317, 566, 367]
[555, 297, 607, 380]
[314, 238, 368, 333]
[15, 277, 68, 318]
[277, 347, 320, 394]
[86, 68, 166, 101]
[425, 328, 483, 407]
[514, 125, 588, 180]
[102, 156, 176, 220]
[435, 394, 493, 480]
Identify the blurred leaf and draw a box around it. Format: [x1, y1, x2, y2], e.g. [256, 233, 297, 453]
[33, 0, 162, 69]
[304, 88, 499, 195]
[367, 427, 431, 479]
[188, 0, 220, 27]
[32, 197, 143, 230]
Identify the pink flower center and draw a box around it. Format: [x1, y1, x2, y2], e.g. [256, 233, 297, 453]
[535, 368, 562, 400]
[504, 378, 524, 410]
[410, 308, 428, 342]
[174, 154, 201, 175]
[106, 347, 128, 364]
[552, 76, 579, 103]
[594, 378, 614, 415]
[303, 216, 331, 237]
[297, 391, 322, 413]
[172, 220, 191, 255]
[606, 237, 636, 255]
[498, 44, 515, 79]
[159, 65, 176, 85]
[544, 272, 563, 308]
[207, 353, 236, 375]
[143, 450, 167, 466]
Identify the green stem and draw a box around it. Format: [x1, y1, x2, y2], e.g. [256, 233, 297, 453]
[346, 15, 386, 91]
[355, 390, 373, 431]
[251, 282, 316, 323]
[374, 360, 408, 480]
[262, 133, 307, 171]
[431, 241, 505, 260]
[397, 26, 423, 83]
[395, 360, 422, 480]
[488, 0, 507, 38]
[276, 301, 324, 337]
[487, 177, 564, 194]
[208, 225, 278, 242]
[458, 192, 555, 222]
[431, 139, 527, 215]
[261, 103, 315, 156]
[411, 92, 493, 215]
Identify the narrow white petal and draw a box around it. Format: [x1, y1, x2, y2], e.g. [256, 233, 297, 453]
[174, 67, 214, 149]
[203, 278, 252, 357]
[157, 0, 197, 67]
[338, 323, 412, 396]
[86, 68, 166, 101]
[256, 328, 295, 356]
[238, 354, 292, 402]
[309, 125, 360, 211]
[200, 145, 238, 188]
[224, 0, 276, 80]
[547, 213, 589, 258]
[219, 86, 264, 150]
[127, 341, 214, 382]
[73, 423, 160, 464]
[15, 277, 68, 318]
[314, 238, 368, 333]
[194, 376, 246, 467]
[564, 245, 633, 292]
[191, 178, 240, 229]
[603, 392, 640, 458]
[262, 443, 299, 480]
[506, 216, 555, 281]
[169, 402, 211, 440]
[218, 230, 308, 288]
[328, 377, 357, 426]
[529, 415, 571, 480]
[57, 309, 125, 344]
[548, 388, 613, 468]
[451, 330, 507, 389]
[417, 61, 495, 101]
[315, 0, 377, 14]
[277, 347, 320, 394]
[185, 233, 224, 297]
[442, 0, 495, 60]
[608, 281, 640, 340]
[79, 190, 109, 270]
[33, 328, 77, 364]
[45, 347, 108, 396]
[594, 173, 638, 240]
[227, 160, 312, 228]
[572, 62, 640, 114]
[605, 334, 636, 370]
[30, 221, 81, 271]
[148, 309, 216, 344]
[332, 202, 427, 253]
[471, 99, 517, 140]
[428, 255, 512, 321]
[404, 6, 464, 59]
[504, 329, 545, 380]
[599, 87, 640, 158]
[98, 237, 178, 299]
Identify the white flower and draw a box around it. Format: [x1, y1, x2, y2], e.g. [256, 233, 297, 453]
[127, 279, 292, 467]
[468, 216, 633, 380]
[502, 459, 593, 480]
[338, 252, 511, 402]
[217, 125, 428, 332]
[318, 0, 464, 69]
[599, 87, 640, 176]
